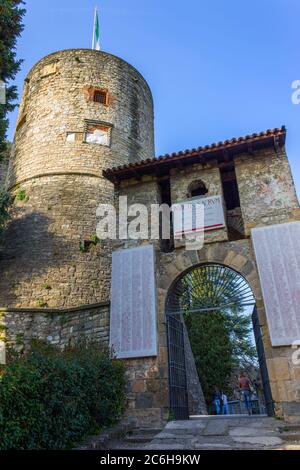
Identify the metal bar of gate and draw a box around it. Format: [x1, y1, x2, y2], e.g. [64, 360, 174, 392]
[166, 314, 189, 420]
[252, 306, 275, 416]
[167, 301, 255, 315]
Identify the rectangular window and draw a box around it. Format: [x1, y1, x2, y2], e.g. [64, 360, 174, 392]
[93, 90, 107, 105]
[66, 132, 83, 142]
[84, 122, 111, 146]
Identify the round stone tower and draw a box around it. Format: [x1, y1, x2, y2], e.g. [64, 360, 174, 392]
[0, 49, 154, 308]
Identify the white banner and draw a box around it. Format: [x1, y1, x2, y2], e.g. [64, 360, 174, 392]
[173, 194, 226, 236]
[252, 222, 300, 346]
[109, 245, 157, 358]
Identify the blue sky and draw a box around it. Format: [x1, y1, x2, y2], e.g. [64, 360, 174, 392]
[8, 0, 300, 198]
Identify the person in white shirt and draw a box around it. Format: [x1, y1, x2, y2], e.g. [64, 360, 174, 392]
[221, 391, 229, 415]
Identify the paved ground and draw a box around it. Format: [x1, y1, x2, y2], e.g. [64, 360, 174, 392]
[143, 415, 300, 450]
[79, 415, 300, 450]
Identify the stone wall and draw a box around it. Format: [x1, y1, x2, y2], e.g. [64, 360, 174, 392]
[235, 147, 300, 235]
[4, 233, 299, 426]
[107, 156, 300, 426]
[115, 176, 161, 250]
[122, 354, 169, 428]
[0, 302, 110, 358]
[258, 308, 300, 423]
[116, 237, 300, 426]
[110, 179, 165, 427]
[0, 174, 113, 308]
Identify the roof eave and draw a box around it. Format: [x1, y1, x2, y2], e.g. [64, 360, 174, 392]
[103, 126, 286, 183]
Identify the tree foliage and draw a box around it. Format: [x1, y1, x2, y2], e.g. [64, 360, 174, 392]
[0, 186, 11, 238]
[0, 0, 26, 159]
[186, 311, 234, 402]
[183, 266, 257, 403]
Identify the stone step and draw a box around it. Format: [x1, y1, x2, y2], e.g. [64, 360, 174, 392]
[151, 437, 194, 445]
[164, 417, 278, 435]
[125, 435, 156, 444]
[280, 432, 300, 442]
[124, 428, 163, 444]
[282, 424, 300, 432]
[145, 443, 186, 450]
[148, 435, 283, 450]
[132, 428, 162, 435]
[190, 414, 268, 420]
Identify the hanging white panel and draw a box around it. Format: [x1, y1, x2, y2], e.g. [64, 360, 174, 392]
[109, 244, 157, 358]
[252, 222, 300, 346]
[173, 195, 225, 236]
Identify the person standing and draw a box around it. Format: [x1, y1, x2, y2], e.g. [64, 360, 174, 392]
[221, 391, 229, 415]
[239, 372, 252, 415]
[212, 387, 221, 415]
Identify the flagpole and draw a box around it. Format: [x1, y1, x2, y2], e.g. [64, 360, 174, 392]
[92, 6, 97, 50]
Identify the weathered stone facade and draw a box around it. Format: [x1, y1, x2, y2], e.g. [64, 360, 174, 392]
[235, 147, 300, 235]
[0, 302, 110, 354]
[101, 137, 300, 426]
[1, 48, 300, 428]
[116, 239, 300, 426]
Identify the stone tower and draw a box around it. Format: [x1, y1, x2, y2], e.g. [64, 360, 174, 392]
[0, 49, 154, 308]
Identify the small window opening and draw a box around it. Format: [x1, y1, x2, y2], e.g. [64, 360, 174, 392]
[188, 180, 208, 198]
[220, 165, 241, 210]
[220, 164, 244, 240]
[84, 122, 111, 146]
[93, 90, 107, 105]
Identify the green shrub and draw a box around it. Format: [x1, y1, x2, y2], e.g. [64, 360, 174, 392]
[15, 189, 27, 201]
[0, 341, 126, 450]
[41, 284, 52, 290]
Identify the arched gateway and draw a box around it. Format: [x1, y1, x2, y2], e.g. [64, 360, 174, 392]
[165, 263, 274, 420]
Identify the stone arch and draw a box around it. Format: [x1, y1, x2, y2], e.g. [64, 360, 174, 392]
[165, 262, 255, 316]
[162, 248, 274, 419]
[159, 244, 262, 310]
[186, 179, 208, 198]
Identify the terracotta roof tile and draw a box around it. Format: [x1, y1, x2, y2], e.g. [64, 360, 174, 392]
[103, 126, 286, 182]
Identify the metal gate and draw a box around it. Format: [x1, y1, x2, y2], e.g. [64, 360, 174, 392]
[166, 314, 189, 420]
[252, 306, 275, 416]
[166, 263, 274, 420]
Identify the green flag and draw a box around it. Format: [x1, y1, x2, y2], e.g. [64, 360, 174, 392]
[93, 8, 100, 50]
